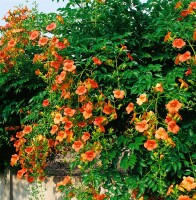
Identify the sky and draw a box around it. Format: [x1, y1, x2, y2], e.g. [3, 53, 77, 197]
[0, 0, 147, 26]
[0, 0, 68, 25]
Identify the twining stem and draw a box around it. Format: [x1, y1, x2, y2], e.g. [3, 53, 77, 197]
[187, 41, 196, 56]
[188, 152, 196, 178]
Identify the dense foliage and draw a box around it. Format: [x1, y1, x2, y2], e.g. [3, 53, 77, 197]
[0, 0, 195, 199]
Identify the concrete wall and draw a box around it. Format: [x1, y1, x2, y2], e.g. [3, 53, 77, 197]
[0, 170, 64, 200]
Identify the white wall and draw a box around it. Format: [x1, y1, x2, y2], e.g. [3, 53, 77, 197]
[0, 170, 64, 200]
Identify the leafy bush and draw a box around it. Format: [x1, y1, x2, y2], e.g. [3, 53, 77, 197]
[0, 0, 195, 199]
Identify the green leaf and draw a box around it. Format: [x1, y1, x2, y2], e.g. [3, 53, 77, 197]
[120, 154, 129, 170]
[129, 154, 137, 168]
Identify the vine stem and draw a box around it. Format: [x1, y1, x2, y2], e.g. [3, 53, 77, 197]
[188, 152, 196, 178]
[155, 92, 160, 130]
[115, 56, 120, 88]
[187, 40, 196, 56]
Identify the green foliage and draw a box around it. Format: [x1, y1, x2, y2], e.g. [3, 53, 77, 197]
[0, 0, 195, 199]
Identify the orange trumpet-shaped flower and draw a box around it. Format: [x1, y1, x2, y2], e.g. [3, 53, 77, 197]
[103, 103, 115, 115]
[180, 9, 192, 17]
[175, 54, 180, 65]
[64, 120, 73, 130]
[94, 116, 106, 126]
[185, 67, 192, 76]
[166, 99, 182, 114]
[56, 15, 64, 23]
[113, 89, 125, 99]
[172, 38, 186, 49]
[144, 139, 158, 151]
[63, 60, 76, 72]
[175, 1, 182, 9]
[50, 61, 61, 71]
[56, 176, 72, 188]
[61, 175, 72, 185]
[136, 94, 148, 105]
[81, 102, 93, 119]
[127, 52, 134, 61]
[17, 168, 27, 179]
[62, 116, 70, 124]
[48, 139, 55, 147]
[61, 90, 70, 99]
[16, 131, 24, 139]
[81, 132, 91, 142]
[10, 154, 19, 166]
[53, 112, 62, 124]
[93, 193, 106, 200]
[76, 86, 87, 95]
[23, 125, 32, 134]
[178, 78, 188, 89]
[0, 51, 6, 59]
[29, 30, 39, 40]
[14, 140, 21, 149]
[50, 125, 58, 135]
[56, 131, 67, 142]
[66, 130, 74, 143]
[38, 37, 49, 46]
[64, 107, 76, 117]
[126, 102, 134, 114]
[193, 30, 196, 40]
[35, 69, 41, 75]
[27, 176, 34, 183]
[154, 83, 164, 92]
[155, 127, 168, 140]
[167, 120, 180, 134]
[180, 176, 196, 191]
[25, 147, 34, 154]
[55, 71, 66, 84]
[92, 57, 102, 65]
[179, 51, 191, 62]
[77, 121, 87, 128]
[164, 31, 172, 42]
[85, 78, 98, 89]
[55, 42, 66, 49]
[72, 140, 83, 152]
[42, 99, 50, 107]
[82, 110, 93, 119]
[81, 150, 96, 161]
[189, 2, 196, 9]
[178, 195, 192, 200]
[8, 39, 17, 47]
[33, 53, 47, 63]
[46, 22, 56, 31]
[135, 120, 148, 132]
[166, 184, 174, 196]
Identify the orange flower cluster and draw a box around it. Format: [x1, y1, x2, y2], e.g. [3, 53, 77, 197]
[11, 130, 50, 182]
[125, 83, 184, 151]
[0, 7, 31, 72]
[165, 99, 182, 134]
[3, 3, 194, 199]
[168, 176, 196, 200]
[9, 31, 120, 182]
[164, 3, 195, 78]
